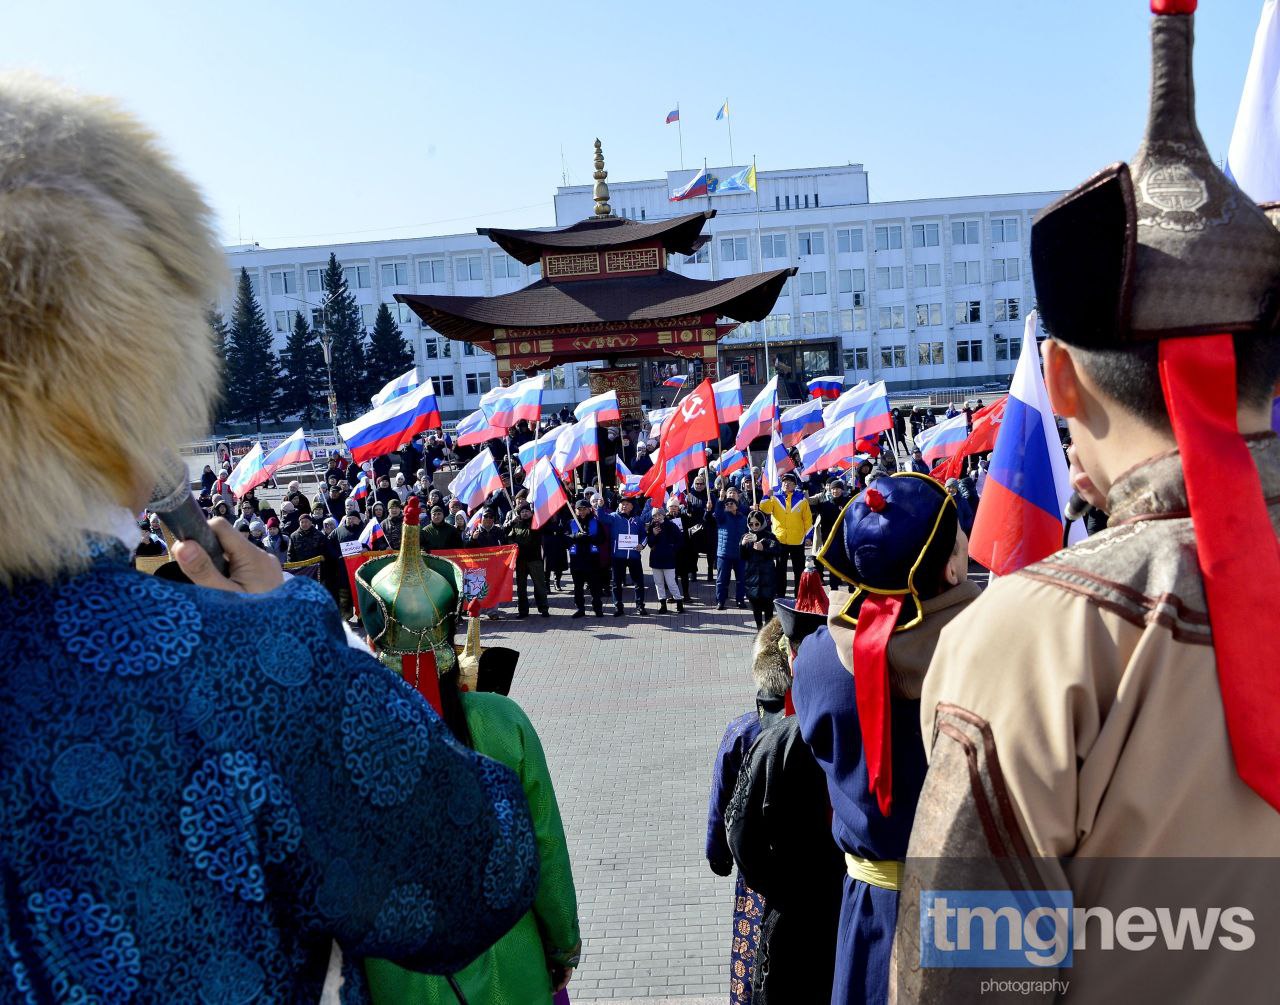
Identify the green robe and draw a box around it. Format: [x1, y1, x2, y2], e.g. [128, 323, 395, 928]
[366, 691, 581, 1004]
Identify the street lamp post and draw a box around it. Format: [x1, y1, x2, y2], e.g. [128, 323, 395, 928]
[281, 292, 341, 451]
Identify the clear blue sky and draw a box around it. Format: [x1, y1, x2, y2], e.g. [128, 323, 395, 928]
[2, 1, 1263, 248]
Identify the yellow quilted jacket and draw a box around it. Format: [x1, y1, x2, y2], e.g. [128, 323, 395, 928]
[759, 491, 813, 545]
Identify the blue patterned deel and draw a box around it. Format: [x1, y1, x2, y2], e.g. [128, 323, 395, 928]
[0, 538, 538, 1002]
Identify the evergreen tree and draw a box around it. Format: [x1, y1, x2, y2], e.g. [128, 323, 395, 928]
[225, 267, 281, 432]
[206, 306, 231, 425]
[365, 303, 416, 396]
[319, 253, 367, 419]
[279, 311, 323, 425]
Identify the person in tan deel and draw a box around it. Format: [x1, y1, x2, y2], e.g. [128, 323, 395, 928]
[895, 3, 1280, 1003]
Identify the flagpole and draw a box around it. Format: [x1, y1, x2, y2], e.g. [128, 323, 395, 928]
[750, 449, 758, 508]
[677, 102, 684, 170]
[725, 99, 735, 165]
[752, 154, 771, 382]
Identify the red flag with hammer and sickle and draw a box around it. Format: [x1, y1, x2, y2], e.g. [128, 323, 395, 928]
[637, 379, 721, 502]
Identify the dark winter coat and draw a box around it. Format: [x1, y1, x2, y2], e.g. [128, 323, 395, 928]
[421, 520, 463, 552]
[506, 522, 542, 565]
[742, 529, 779, 601]
[646, 521, 683, 570]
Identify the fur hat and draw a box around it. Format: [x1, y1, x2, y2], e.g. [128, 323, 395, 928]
[0, 75, 223, 584]
[751, 617, 790, 698]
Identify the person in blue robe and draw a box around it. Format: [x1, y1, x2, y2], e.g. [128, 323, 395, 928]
[792, 473, 978, 1004]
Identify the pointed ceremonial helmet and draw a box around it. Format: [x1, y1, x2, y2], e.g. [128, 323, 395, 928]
[1031, 0, 1280, 811]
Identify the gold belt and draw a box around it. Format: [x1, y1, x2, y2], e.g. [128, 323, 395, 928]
[845, 852, 903, 891]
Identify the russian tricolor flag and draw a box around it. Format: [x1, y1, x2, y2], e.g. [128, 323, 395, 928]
[551, 413, 598, 475]
[778, 398, 825, 447]
[665, 442, 707, 487]
[807, 375, 845, 401]
[480, 374, 544, 430]
[448, 449, 505, 513]
[262, 428, 311, 475]
[715, 447, 749, 478]
[518, 426, 562, 473]
[616, 457, 643, 496]
[358, 517, 388, 550]
[761, 427, 794, 496]
[351, 475, 371, 502]
[669, 167, 710, 202]
[227, 442, 270, 498]
[575, 390, 621, 424]
[455, 407, 498, 447]
[969, 312, 1077, 576]
[371, 367, 420, 407]
[666, 108, 680, 125]
[914, 411, 969, 467]
[734, 375, 779, 451]
[663, 374, 687, 389]
[825, 379, 891, 441]
[798, 413, 858, 476]
[339, 380, 442, 464]
[712, 373, 744, 422]
[528, 457, 568, 529]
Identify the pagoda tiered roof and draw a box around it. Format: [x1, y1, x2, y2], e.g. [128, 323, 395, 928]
[396, 267, 794, 344]
[479, 211, 714, 265]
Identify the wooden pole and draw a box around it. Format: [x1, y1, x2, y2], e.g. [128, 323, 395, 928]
[750, 449, 758, 508]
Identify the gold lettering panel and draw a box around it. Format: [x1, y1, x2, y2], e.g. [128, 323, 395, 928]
[545, 252, 600, 278]
[604, 248, 660, 273]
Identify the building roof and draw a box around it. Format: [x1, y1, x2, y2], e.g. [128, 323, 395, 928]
[396, 267, 796, 343]
[478, 211, 715, 265]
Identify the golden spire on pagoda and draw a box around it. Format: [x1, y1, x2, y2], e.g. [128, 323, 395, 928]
[592, 138, 613, 218]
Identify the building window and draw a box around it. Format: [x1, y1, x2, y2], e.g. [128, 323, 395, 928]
[455, 256, 483, 282]
[914, 303, 943, 327]
[357, 304, 374, 327]
[684, 246, 709, 265]
[463, 342, 477, 357]
[424, 337, 452, 360]
[836, 228, 863, 253]
[268, 270, 296, 296]
[991, 217, 1019, 243]
[435, 374, 455, 396]
[954, 260, 981, 285]
[995, 335, 1010, 361]
[760, 233, 788, 259]
[799, 311, 830, 335]
[992, 257, 1021, 282]
[843, 346, 870, 370]
[874, 225, 903, 251]
[953, 300, 982, 324]
[918, 341, 945, 366]
[911, 223, 940, 248]
[785, 195, 791, 210]
[880, 344, 907, 369]
[492, 254, 522, 279]
[763, 314, 792, 338]
[797, 271, 827, 296]
[379, 262, 409, 286]
[392, 303, 413, 324]
[465, 373, 493, 396]
[836, 308, 868, 332]
[342, 265, 371, 289]
[951, 220, 980, 245]
[305, 267, 324, 293]
[720, 236, 749, 262]
[775, 195, 781, 211]
[272, 309, 299, 333]
[913, 263, 942, 288]
[994, 297, 1021, 322]
[797, 231, 826, 256]
[837, 268, 867, 294]
[418, 259, 446, 284]
[875, 266, 905, 291]
[957, 339, 985, 363]
[310, 308, 325, 328]
[878, 305, 905, 330]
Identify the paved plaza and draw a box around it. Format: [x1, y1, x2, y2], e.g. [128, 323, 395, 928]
[479, 572, 760, 1002]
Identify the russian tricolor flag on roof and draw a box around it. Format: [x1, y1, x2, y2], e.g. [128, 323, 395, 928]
[448, 449, 505, 513]
[734, 375, 779, 451]
[666, 108, 680, 125]
[807, 375, 845, 400]
[371, 367, 421, 407]
[712, 373, 743, 422]
[968, 312, 1077, 575]
[339, 379, 442, 464]
[778, 397, 825, 447]
[574, 390, 621, 424]
[455, 407, 498, 447]
[261, 428, 311, 474]
[914, 411, 969, 467]
[669, 167, 710, 203]
[662, 374, 687, 388]
[480, 374, 544, 430]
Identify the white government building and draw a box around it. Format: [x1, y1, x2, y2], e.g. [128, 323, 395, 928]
[222, 162, 1059, 420]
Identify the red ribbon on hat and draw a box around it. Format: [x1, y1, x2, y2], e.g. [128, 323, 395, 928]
[1159, 335, 1280, 812]
[852, 593, 904, 816]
